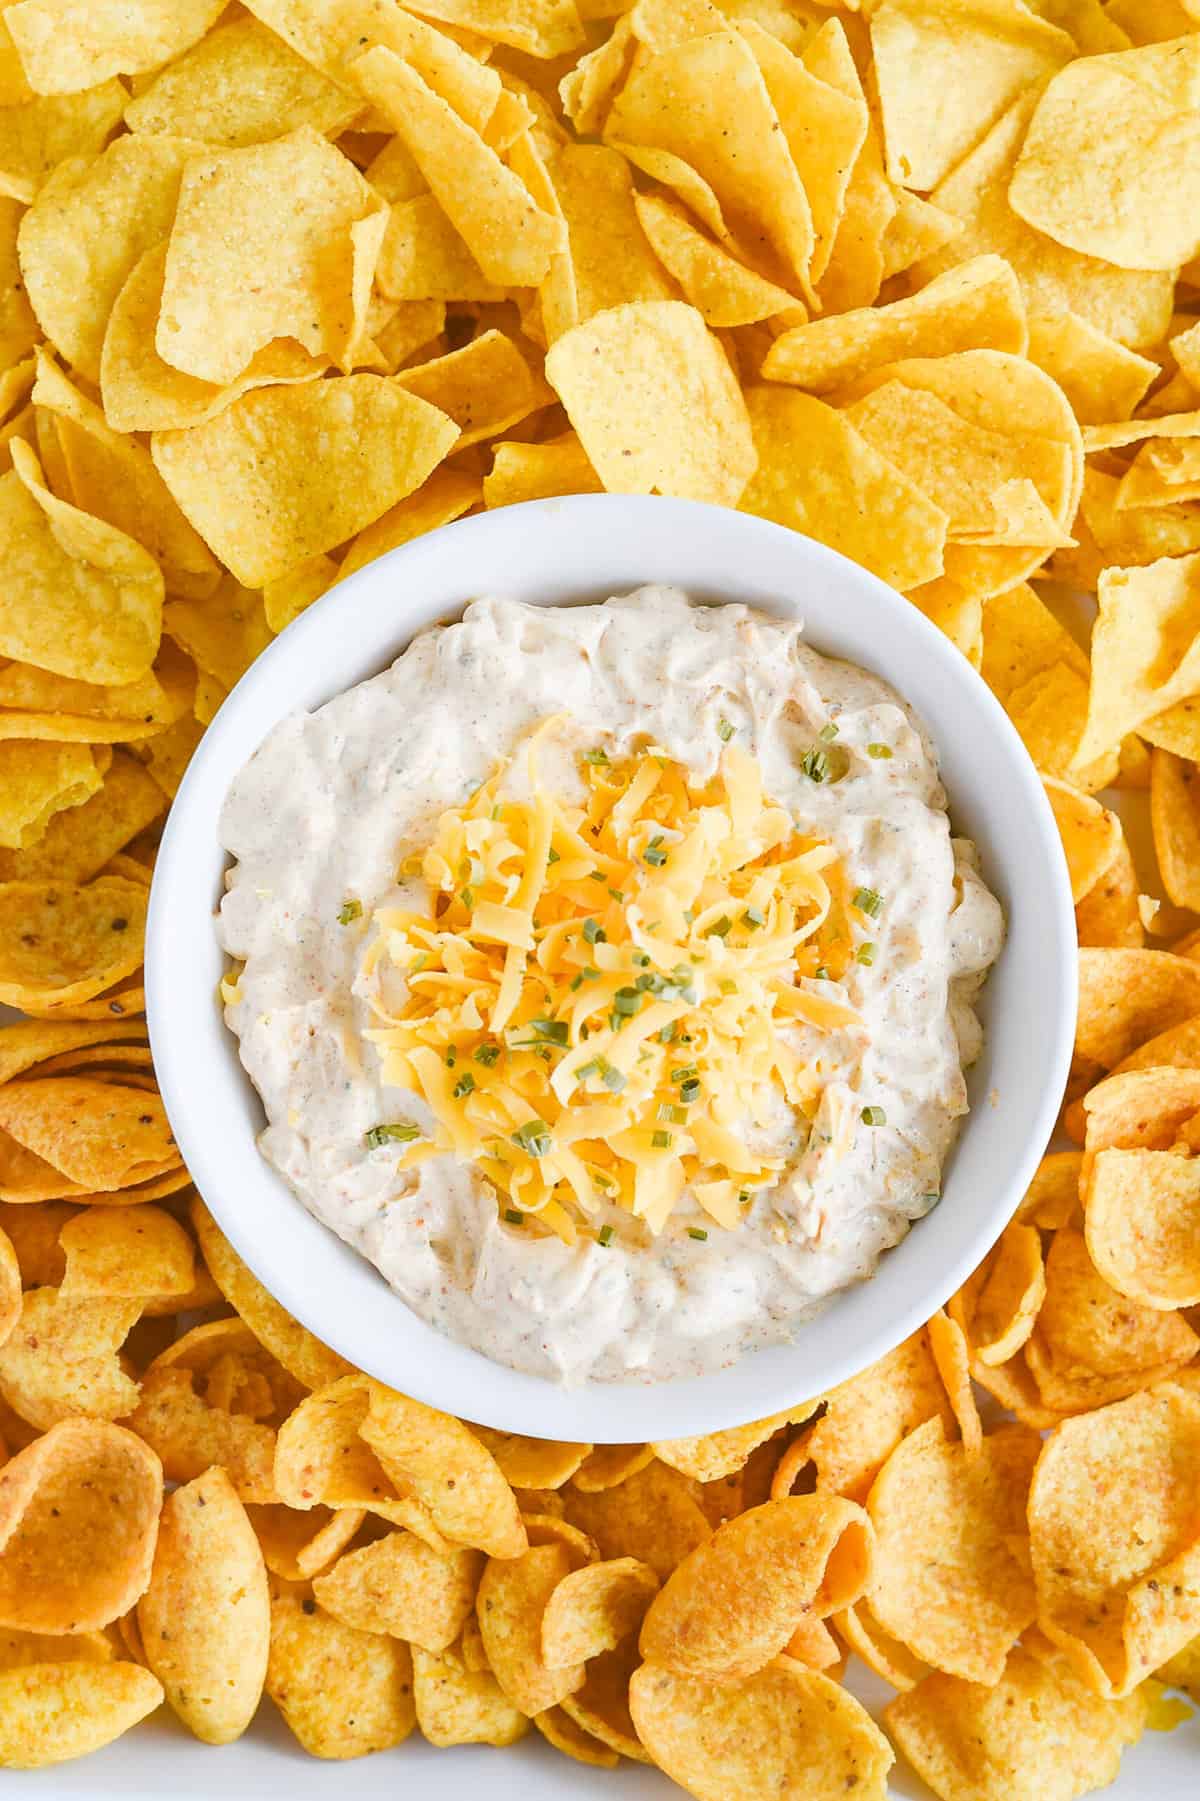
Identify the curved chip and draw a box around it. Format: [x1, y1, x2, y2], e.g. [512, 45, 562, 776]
[639, 1495, 873, 1681]
[630, 1656, 893, 1801]
[803, 1327, 956, 1500]
[1085, 1146, 1200, 1310]
[867, 1419, 1040, 1683]
[471, 1427, 590, 1492]
[0, 1419, 161, 1632]
[0, 878, 147, 1012]
[361, 1385, 526, 1559]
[542, 1556, 659, 1670]
[266, 1582, 416, 1758]
[128, 1365, 277, 1503]
[653, 1400, 821, 1484]
[570, 1444, 654, 1493]
[925, 1308, 982, 1451]
[312, 1530, 482, 1652]
[832, 1598, 930, 1692]
[1029, 1379, 1200, 1695]
[535, 1701, 620, 1767]
[0, 1228, 16, 1350]
[0, 1286, 140, 1429]
[0, 1660, 163, 1768]
[957, 1221, 1046, 1365]
[138, 1467, 269, 1744]
[58, 1203, 194, 1300]
[245, 1503, 363, 1584]
[476, 1540, 584, 1716]
[410, 1643, 528, 1748]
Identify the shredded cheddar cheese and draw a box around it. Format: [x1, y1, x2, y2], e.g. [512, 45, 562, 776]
[360, 724, 865, 1244]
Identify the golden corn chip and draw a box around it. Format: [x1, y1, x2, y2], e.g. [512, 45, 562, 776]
[0, 198, 35, 371]
[523, 1511, 597, 1568]
[633, 190, 795, 330]
[961, 1221, 1046, 1363]
[1076, 838, 1144, 949]
[395, 329, 551, 449]
[262, 553, 338, 634]
[151, 374, 458, 588]
[1030, 1378, 1200, 1695]
[476, 1540, 584, 1714]
[152, 1319, 302, 1424]
[560, 12, 635, 135]
[542, 1556, 658, 1669]
[124, 15, 359, 147]
[17, 133, 201, 380]
[607, 29, 816, 297]
[1010, 37, 1200, 271]
[556, 1635, 646, 1762]
[410, 1642, 529, 1747]
[1076, 947, 1200, 1071]
[570, 1443, 654, 1493]
[1078, 469, 1200, 576]
[867, 1419, 1040, 1682]
[375, 193, 505, 303]
[129, 1365, 279, 1503]
[371, 296, 446, 371]
[631, 1656, 893, 1801]
[360, 1385, 527, 1558]
[870, 0, 1072, 194]
[471, 1428, 590, 1492]
[0, 1626, 114, 1670]
[273, 1375, 417, 1522]
[340, 465, 480, 580]
[0, 643, 193, 736]
[312, 1531, 482, 1651]
[0, 438, 163, 688]
[979, 581, 1088, 704]
[880, 190, 964, 284]
[0, 742, 102, 852]
[266, 1582, 416, 1758]
[0, 1659, 163, 1768]
[58, 1204, 193, 1302]
[164, 579, 272, 714]
[0, 81, 127, 207]
[1116, 438, 1200, 515]
[885, 1645, 1148, 1801]
[0, 754, 164, 885]
[1075, 553, 1200, 774]
[563, 1458, 709, 1578]
[401, 0, 585, 57]
[102, 243, 327, 436]
[0, 1077, 175, 1190]
[0, 1226, 17, 1349]
[815, 68, 894, 317]
[653, 1400, 820, 1484]
[545, 299, 755, 504]
[1031, 1228, 1198, 1412]
[6, 0, 224, 93]
[765, 256, 1026, 394]
[534, 142, 669, 339]
[138, 1467, 269, 1745]
[740, 387, 948, 592]
[32, 353, 218, 598]
[1084, 1147, 1200, 1311]
[351, 49, 563, 287]
[535, 1702, 619, 1767]
[247, 1503, 363, 1583]
[0, 1418, 161, 1632]
[1044, 778, 1123, 904]
[925, 1308, 982, 1451]
[783, 1609, 842, 1673]
[0, 1019, 141, 1097]
[1157, 1635, 1200, 1701]
[1083, 1066, 1200, 1163]
[639, 1495, 872, 1681]
[1150, 747, 1200, 911]
[0, 1286, 141, 1428]
[159, 129, 385, 384]
[482, 431, 600, 509]
[832, 1598, 930, 1692]
[804, 1327, 957, 1501]
[1105, 1015, 1200, 1088]
[1005, 662, 1106, 789]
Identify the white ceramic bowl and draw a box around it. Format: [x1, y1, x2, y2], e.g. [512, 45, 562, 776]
[148, 495, 1076, 1442]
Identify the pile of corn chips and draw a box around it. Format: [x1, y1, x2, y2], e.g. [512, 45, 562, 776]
[0, 0, 1199, 1793]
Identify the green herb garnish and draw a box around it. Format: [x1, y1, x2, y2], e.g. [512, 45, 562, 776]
[652, 1129, 672, 1149]
[582, 917, 605, 945]
[742, 906, 765, 929]
[861, 1105, 886, 1127]
[819, 721, 839, 742]
[856, 942, 877, 966]
[867, 743, 893, 759]
[597, 1224, 615, 1247]
[709, 915, 732, 938]
[510, 1119, 552, 1158]
[503, 1208, 524, 1225]
[800, 747, 830, 782]
[658, 1102, 686, 1124]
[453, 1072, 476, 1099]
[643, 835, 668, 867]
[583, 748, 610, 766]
[853, 887, 883, 917]
[474, 1043, 501, 1067]
[717, 718, 735, 742]
[613, 987, 642, 1016]
[364, 1123, 420, 1149]
[337, 898, 362, 924]
[687, 1227, 709, 1242]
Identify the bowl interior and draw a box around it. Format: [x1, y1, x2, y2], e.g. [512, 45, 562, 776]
[147, 496, 1076, 1442]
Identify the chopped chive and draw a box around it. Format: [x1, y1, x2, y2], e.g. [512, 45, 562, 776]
[474, 1043, 500, 1066]
[719, 978, 736, 995]
[742, 906, 765, 928]
[671, 1065, 698, 1083]
[652, 1129, 672, 1149]
[853, 886, 883, 917]
[409, 951, 429, 975]
[679, 1077, 701, 1103]
[575, 1059, 601, 1082]
[459, 887, 474, 908]
[583, 917, 605, 944]
[867, 742, 893, 760]
[503, 1208, 524, 1225]
[337, 898, 362, 924]
[709, 915, 732, 938]
[632, 950, 651, 966]
[570, 973, 584, 991]
[600, 1061, 626, 1093]
[856, 942, 877, 966]
[547, 846, 560, 864]
[920, 1191, 941, 1207]
[589, 868, 606, 882]
[861, 1105, 886, 1127]
[644, 835, 668, 867]
[613, 987, 642, 1015]
[814, 965, 831, 980]
[364, 1123, 420, 1149]
[583, 748, 610, 766]
[800, 747, 830, 783]
[444, 1046, 457, 1067]
[453, 1072, 476, 1098]
[511, 1119, 552, 1158]
[717, 717, 735, 742]
[491, 803, 502, 820]
[528, 1017, 569, 1044]
[597, 1224, 615, 1247]
[687, 1227, 709, 1242]
[658, 1102, 686, 1124]
[738, 1189, 750, 1204]
[608, 888, 625, 903]
[819, 721, 839, 742]
[658, 1021, 680, 1044]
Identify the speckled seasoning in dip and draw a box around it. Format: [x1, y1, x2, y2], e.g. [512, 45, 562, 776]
[219, 589, 1003, 1385]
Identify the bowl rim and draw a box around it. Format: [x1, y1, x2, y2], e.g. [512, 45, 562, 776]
[147, 494, 1077, 1442]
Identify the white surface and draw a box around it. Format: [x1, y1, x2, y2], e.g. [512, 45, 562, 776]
[146, 495, 1077, 1442]
[14, 1657, 1197, 1797]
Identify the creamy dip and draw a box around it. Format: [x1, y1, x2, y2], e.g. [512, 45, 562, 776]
[219, 589, 1003, 1385]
